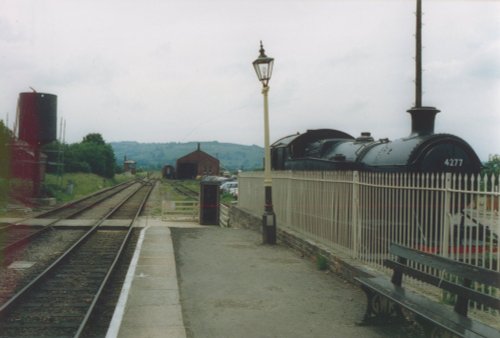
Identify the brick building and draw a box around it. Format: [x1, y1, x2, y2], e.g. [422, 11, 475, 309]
[176, 143, 219, 179]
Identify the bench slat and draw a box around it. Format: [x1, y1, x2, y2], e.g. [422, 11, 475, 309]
[356, 276, 500, 338]
[384, 260, 500, 311]
[390, 243, 500, 287]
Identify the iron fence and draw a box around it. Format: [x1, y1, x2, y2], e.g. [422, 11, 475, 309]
[238, 171, 499, 271]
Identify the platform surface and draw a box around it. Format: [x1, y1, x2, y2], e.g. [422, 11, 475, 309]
[169, 226, 416, 338]
[107, 218, 197, 338]
[105, 214, 430, 338]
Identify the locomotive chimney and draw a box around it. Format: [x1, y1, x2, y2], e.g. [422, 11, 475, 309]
[407, 106, 440, 136]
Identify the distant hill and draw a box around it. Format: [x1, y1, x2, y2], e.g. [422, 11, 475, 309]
[110, 141, 264, 172]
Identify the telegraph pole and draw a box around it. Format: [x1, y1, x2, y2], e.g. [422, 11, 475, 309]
[415, 0, 422, 107]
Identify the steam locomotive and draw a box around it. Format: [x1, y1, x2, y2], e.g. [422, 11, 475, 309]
[271, 106, 482, 175]
[270, 106, 491, 255]
[268, 1, 491, 255]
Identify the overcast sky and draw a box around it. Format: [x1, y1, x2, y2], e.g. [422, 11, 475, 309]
[1, 0, 499, 160]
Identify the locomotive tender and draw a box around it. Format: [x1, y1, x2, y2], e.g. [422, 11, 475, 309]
[271, 106, 481, 175]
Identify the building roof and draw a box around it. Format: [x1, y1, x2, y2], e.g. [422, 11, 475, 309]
[177, 143, 219, 163]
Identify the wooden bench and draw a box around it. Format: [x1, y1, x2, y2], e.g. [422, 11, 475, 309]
[355, 243, 500, 337]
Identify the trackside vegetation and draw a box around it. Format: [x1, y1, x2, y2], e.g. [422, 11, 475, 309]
[43, 172, 133, 203]
[0, 126, 127, 209]
[43, 133, 119, 179]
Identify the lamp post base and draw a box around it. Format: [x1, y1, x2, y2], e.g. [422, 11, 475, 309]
[262, 210, 276, 244]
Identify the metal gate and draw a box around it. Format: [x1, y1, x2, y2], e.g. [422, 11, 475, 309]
[162, 200, 199, 221]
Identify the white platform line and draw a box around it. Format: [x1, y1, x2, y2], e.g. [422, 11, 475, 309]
[105, 224, 149, 338]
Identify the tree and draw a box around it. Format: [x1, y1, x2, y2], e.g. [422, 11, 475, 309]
[0, 121, 13, 207]
[82, 133, 106, 145]
[56, 133, 117, 178]
[0, 120, 13, 179]
[482, 154, 500, 177]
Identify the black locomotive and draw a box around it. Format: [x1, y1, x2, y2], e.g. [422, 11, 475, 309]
[270, 106, 489, 255]
[268, 2, 489, 255]
[271, 106, 481, 175]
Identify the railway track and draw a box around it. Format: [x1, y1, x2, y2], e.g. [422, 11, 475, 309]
[36, 180, 138, 219]
[0, 224, 46, 258]
[0, 179, 155, 338]
[0, 180, 140, 253]
[170, 180, 199, 200]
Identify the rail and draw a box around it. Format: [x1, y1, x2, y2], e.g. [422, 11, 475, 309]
[0, 180, 139, 257]
[0, 180, 155, 337]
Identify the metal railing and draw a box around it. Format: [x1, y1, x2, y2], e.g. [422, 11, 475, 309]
[238, 171, 499, 271]
[219, 203, 231, 227]
[162, 200, 199, 221]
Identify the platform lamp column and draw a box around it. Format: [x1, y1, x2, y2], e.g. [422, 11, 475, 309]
[253, 41, 276, 245]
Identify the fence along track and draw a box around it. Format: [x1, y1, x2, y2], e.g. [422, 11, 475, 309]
[239, 171, 499, 270]
[0, 180, 154, 338]
[219, 203, 230, 227]
[162, 180, 199, 222]
[162, 200, 199, 221]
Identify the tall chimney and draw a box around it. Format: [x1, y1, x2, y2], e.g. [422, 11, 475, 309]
[407, 1, 440, 136]
[407, 106, 440, 136]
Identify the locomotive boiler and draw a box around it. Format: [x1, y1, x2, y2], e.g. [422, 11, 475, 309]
[271, 106, 481, 175]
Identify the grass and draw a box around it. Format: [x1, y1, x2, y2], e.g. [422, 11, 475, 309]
[221, 192, 237, 204]
[0, 172, 134, 217]
[43, 172, 134, 203]
[162, 179, 199, 201]
[316, 254, 328, 271]
[180, 179, 200, 193]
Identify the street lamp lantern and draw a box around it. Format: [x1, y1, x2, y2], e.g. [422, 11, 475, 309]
[253, 41, 276, 245]
[253, 41, 274, 87]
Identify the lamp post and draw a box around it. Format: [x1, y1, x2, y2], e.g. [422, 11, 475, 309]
[253, 41, 276, 245]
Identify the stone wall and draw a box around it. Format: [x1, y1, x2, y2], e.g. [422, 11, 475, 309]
[228, 206, 261, 232]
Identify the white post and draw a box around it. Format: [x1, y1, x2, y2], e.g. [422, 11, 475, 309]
[352, 171, 360, 258]
[261, 85, 276, 244]
[263, 86, 272, 189]
[442, 173, 452, 258]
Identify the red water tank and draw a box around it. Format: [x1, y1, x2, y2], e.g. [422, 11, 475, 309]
[18, 92, 57, 146]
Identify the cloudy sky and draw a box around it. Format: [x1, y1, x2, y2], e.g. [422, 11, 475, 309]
[1, 0, 499, 160]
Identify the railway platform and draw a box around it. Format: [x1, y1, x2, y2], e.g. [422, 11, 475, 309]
[106, 217, 191, 338]
[107, 217, 422, 338]
[0, 215, 421, 337]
